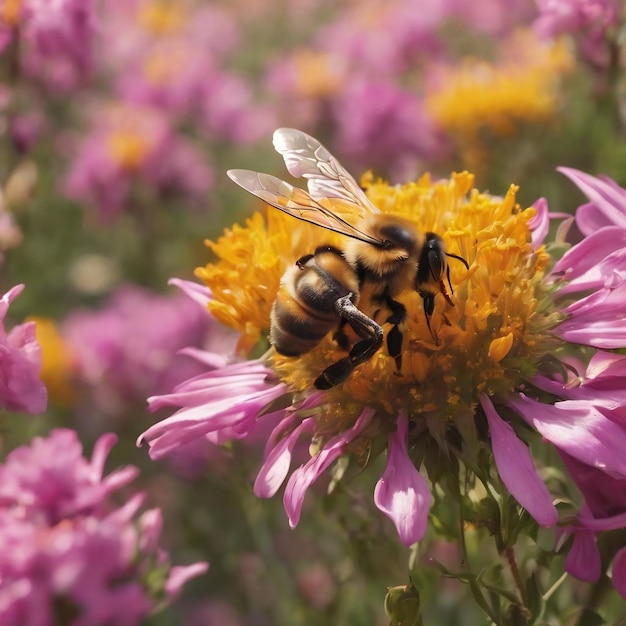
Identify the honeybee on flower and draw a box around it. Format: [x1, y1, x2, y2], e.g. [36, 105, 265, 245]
[140, 131, 626, 575]
[228, 128, 470, 389]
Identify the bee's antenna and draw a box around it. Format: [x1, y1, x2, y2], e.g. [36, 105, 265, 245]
[445, 251, 470, 270]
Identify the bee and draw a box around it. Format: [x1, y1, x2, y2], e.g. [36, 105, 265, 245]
[227, 128, 469, 390]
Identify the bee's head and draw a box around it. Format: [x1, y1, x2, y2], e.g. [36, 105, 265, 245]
[346, 216, 420, 278]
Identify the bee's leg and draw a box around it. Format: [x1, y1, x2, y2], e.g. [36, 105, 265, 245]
[384, 296, 406, 371]
[332, 318, 351, 351]
[446, 264, 453, 295]
[314, 295, 383, 390]
[421, 292, 439, 345]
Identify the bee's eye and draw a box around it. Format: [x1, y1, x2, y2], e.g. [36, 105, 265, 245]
[378, 224, 416, 252]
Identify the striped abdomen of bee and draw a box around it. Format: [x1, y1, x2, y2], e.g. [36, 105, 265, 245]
[270, 245, 384, 389]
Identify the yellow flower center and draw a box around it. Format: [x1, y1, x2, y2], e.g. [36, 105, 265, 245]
[29, 317, 77, 407]
[290, 49, 344, 99]
[107, 132, 151, 171]
[198, 172, 560, 430]
[0, 0, 22, 27]
[143, 45, 188, 87]
[137, 0, 184, 35]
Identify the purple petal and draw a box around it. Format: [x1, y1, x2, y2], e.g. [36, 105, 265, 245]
[555, 284, 626, 349]
[89, 433, 117, 481]
[552, 226, 626, 294]
[611, 547, 626, 600]
[560, 450, 626, 518]
[254, 418, 313, 498]
[529, 198, 550, 250]
[481, 395, 557, 527]
[509, 395, 626, 478]
[374, 411, 432, 545]
[283, 408, 374, 528]
[169, 278, 212, 308]
[558, 167, 626, 235]
[165, 563, 210, 598]
[565, 528, 600, 582]
[534, 351, 626, 408]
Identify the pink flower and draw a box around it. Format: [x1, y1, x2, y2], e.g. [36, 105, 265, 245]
[61, 283, 219, 418]
[62, 102, 213, 221]
[0, 284, 47, 414]
[3, 0, 100, 92]
[139, 133, 626, 550]
[331, 78, 443, 176]
[0, 429, 208, 625]
[534, 0, 620, 67]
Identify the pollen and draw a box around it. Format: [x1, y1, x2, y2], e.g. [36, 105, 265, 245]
[202, 170, 563, 430]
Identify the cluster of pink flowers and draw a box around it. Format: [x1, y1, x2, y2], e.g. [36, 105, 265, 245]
[0, 0, 98, 92]
[60, 281, 228, 418]
[100, 0, 274, 144]
[265, 0, 538, 175]
[0, 284, 46, 414]
[0, 428, 207, 625]
[62, 102, 213, 221]
[533, 0, 622, 68]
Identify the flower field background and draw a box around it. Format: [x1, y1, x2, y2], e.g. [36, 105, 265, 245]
[3, 0, 626, 624]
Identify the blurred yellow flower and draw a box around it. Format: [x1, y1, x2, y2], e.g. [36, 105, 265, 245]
[425, 30, 574, 169]
[29, 317, 77, 407]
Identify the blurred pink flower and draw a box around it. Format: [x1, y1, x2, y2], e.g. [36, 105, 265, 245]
[315, 0, 450, 76]
[62, 283, 220, 416]
[331, 78, 443, 176]
[0, 284, 47, 414]
[534, 0, 621, 67]
[62, 102, 213, 221]
[0, 0, 99, 91]
[0, 429, 208, 625]
[200, 70, 276, 145]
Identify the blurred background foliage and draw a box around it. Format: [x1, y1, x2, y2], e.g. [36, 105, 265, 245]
[2, 0, 626, 624]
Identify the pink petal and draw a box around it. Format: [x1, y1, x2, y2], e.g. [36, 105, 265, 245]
[534, 351, 626, 408]
[374, 411, 432, 546]
[165, 563, 210, 598]
[529, 197, 550, 250]
[481, 395, 557, 527]
[283, 408, 374, 528]
[0, 285, 25, 321]
[558, 167, 626, 235]
[611, 547, 626, 600]
[254, 418, 313, 498]
[552, 227, 626, 294]
[565, 528, 600, 582]
[89, 433, 117, 481]
[509, 395, 626, 478]
[169, 278, 212, 308]
[556, 285, 626, 349]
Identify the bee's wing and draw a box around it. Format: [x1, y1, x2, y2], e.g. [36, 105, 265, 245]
[272, 128, 380, 216]
[227, 169, 385, 246]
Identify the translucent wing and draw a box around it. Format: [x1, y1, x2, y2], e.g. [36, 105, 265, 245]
[227, 169, 385, 246]
[272, 128, 380, 216]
